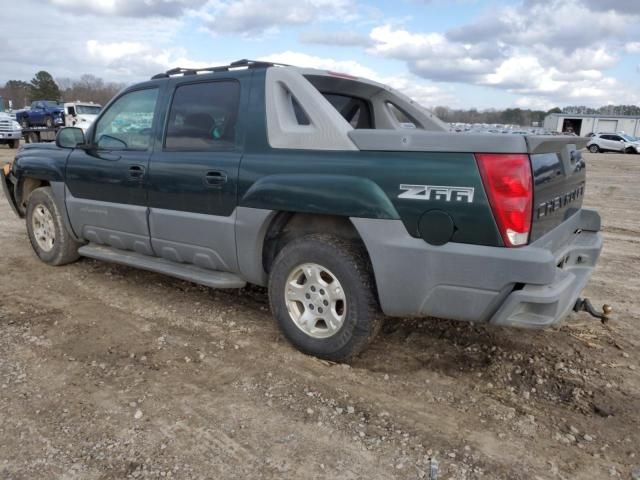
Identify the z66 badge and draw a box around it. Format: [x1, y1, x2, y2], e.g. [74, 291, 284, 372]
[398, 184, 475, 203]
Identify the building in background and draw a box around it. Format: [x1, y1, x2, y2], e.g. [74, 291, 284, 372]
[544, 113, 640, 137]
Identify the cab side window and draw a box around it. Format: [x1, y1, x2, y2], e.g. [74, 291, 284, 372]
[94, 88, 158, 151]
[164, 81, 240, 151]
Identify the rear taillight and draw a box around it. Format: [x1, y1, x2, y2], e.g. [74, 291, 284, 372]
[475, 153, 533, 247]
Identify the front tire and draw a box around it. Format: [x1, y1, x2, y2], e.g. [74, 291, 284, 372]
[9, 139, 19, 149]
[588, 144, 600, 153]
[21, 118, 29, 129]
[26, 187, 81, 266]
[44, 116, 54, 128]
[268, 233, 382, 362]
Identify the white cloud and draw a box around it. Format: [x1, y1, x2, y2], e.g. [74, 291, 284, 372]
[259, 51, 379, 79]
[49, 0, 206, 17]
[300, 30, 373, 47]
[364, 0, 640, 107]
[202, 0, 356, 35]
[625, 42, 640, 54]
[86, 40, 148, 63]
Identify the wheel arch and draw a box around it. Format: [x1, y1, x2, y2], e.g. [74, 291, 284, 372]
[236, 208, 375, 288]
[17, 177, 51, 214]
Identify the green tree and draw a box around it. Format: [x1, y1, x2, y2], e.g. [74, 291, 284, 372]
[29, 71, 61, 100]
[0, 80, 32, 108]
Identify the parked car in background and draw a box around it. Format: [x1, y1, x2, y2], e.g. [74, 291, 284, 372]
[15, 100, 65, 128]
[63, 102, 102, 132]
[0, 112, 22, 148]
[587, 133, 640, 154]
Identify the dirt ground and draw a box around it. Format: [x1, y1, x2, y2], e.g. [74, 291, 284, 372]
[0, 145, 638, 480]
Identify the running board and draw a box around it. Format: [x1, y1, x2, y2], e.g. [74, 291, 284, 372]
[78, 244, 246, 289]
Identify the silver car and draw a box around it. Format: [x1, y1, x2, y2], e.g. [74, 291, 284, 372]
[587, 133, 640, 154]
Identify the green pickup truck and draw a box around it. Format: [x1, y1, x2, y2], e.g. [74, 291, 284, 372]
[1, 60, 604, 361]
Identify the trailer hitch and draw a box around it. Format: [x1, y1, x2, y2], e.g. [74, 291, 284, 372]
[573, 298, 613, 324]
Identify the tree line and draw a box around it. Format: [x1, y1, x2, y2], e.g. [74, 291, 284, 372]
[0, 70, 126, 109]
[2, 70, 638, 123]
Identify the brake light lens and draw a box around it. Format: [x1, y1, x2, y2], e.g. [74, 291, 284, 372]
[475, 153, 533, 247]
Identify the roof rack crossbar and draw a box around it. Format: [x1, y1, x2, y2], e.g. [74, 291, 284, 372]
[151, 59, 288, 79]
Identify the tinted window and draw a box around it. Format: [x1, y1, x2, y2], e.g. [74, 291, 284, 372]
[322, 93, 372, 129]
[165, 81, 240, 151]
[94, 88, 158, 151]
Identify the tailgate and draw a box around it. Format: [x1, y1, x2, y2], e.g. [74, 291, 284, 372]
[525, 136, 590, 242]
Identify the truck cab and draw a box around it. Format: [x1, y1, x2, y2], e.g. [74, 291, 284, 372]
[63, 102, 102, 132]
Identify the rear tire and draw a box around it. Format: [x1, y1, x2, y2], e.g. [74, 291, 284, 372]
[44, 116, 54, 128]
[268, 233, 382, 362]
[21, 118, 29, 129]
[26, 187, 81, 266]
[588, 144, 600, 153]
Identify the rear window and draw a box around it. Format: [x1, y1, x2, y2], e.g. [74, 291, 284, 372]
[322, 93, 373, 129]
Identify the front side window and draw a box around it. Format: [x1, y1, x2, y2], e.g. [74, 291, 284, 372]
[164, 81, 240, 151]
[94, 88, 158, 151]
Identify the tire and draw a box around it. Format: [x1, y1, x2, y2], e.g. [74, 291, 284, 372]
[268, 233, 382, 362]
[44, 116, 54, 128]
[9, 139, 18, 149]
[26, 187, 82, 266]
[625, 147, 635, 154]
[588, 144, 600, 153]
[20, 118, 29, 129]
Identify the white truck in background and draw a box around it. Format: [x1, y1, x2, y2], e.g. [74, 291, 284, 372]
[63, 102, 102, 132]
[0, 96, 22, 149]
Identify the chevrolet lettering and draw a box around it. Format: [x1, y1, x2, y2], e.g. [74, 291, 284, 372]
[536, 183, 585, 219]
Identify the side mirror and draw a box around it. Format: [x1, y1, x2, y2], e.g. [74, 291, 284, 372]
[56, 127, 86, 149]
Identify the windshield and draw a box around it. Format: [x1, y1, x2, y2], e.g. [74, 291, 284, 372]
[76, 105, 102, 115]
[620, 134, 638, 142]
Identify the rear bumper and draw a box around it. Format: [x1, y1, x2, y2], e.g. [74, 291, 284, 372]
[489, 226, 601, 327]
[351, 209, 602, 328]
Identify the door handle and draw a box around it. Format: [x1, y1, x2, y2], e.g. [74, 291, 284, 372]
[204, 170, 227, 186]
[128, 164, 145, 179]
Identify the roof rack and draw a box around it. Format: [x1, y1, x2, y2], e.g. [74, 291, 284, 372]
[151, 59, 287, 79]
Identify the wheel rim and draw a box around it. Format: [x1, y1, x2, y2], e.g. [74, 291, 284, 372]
[589, 145, 598, 152]
[31, 204, 56, 252]
[284, 263, 347, 339]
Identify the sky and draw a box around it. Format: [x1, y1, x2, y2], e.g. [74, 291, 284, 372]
[1, 0, 639, 110]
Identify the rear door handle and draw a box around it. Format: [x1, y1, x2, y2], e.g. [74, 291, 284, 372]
[128, 164, 145, 179]
[204, 170, 227, 186]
